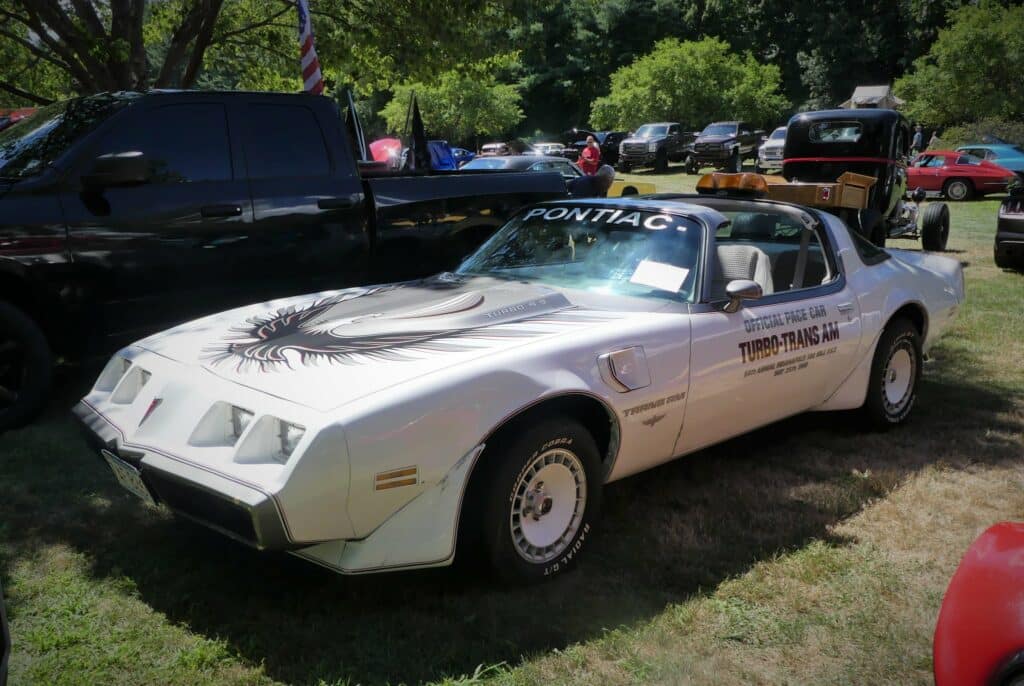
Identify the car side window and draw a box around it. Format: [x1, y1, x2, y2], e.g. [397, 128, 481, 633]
[93, 103, 232, 183]
[924, 155, 946, 168]
[714, 210, 835, 296]
[668, 125, 680, 136]
[956, 154, 981, 166]
[242, 104, 330, 179]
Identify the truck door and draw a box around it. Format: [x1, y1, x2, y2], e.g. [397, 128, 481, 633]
[62, 99, 256, 344]
[237, 97, 370, 298]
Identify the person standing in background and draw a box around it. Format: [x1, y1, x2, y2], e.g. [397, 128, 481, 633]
[577, 135, 601, 175]
[929, 130, 940, 150]
[911, 125, 924, 156]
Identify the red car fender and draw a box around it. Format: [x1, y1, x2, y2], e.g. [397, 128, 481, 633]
[934, 522, 1024, 686]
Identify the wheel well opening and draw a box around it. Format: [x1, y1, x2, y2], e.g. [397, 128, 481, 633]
[0, 273, 56, 342]
[456, 394, 618, 554]
[621, 186, 639, 196]
[890, 303, 927, 339]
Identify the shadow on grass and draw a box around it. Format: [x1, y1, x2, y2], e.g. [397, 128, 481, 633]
[1, 347, 1021, 685]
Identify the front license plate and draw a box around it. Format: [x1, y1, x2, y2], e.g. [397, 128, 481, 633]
[102, 450, 157, 507]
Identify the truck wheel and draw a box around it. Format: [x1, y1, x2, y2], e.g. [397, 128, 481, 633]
[921, 203, 950, 251]
[655, 149, 668, 173]
[0, 301, 53, 433]
[857, 208, 884, 245]
[480, 418, 603, 583]
[943, 178, 972, 201]
[729, 149, 742, 173]
[862, 317, 921, 430]
[684, 156, 698, 174]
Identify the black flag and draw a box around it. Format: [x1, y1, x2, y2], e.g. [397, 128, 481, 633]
[407, 95, 431, 171]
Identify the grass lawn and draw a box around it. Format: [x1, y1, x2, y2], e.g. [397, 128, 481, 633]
[2, 165, 1022, 685]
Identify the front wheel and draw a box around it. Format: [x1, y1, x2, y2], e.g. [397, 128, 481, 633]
[943, 178, 972, 201]
[862, 318, 922, 430]
[921, 202, 950, 251]
[480, 419, 603, 583]
[0, 301, 53, 432]
[729, 149, 742, 173]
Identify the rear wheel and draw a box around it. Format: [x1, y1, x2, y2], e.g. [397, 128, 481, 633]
[943, 178, 972, 201]
[862, 318, 921, 430]
[921, 202, 950, 251]
[479, 418, 603, 583]
[858, 208, 884, 246]
[0, 301, 53, 433]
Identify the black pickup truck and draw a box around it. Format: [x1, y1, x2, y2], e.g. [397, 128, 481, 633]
[0, 90, 566, 430]
[687, 121, 763, 173]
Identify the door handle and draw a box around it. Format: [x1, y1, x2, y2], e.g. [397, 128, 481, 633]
[200, 204, 242, 218]
[318, 195, 358, 210]
[837, 302, 854, 313]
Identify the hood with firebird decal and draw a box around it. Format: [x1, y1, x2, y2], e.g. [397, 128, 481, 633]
[132, 273, 630, 411]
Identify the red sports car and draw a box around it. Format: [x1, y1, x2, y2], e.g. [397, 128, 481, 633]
[934, 522, 1024, 686]
[909, 150, 1016, 201]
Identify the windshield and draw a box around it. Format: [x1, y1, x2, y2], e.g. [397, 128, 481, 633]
[462, 158, 512, 170]
[769, 128, 786, 140]
[457, 205, 703, 302]
[634, 125, 669, 138]
[701, 123, 738, 136]
[0, 94, 134, 179]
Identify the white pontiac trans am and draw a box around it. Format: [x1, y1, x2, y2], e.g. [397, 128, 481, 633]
[75, 192, 964, 582]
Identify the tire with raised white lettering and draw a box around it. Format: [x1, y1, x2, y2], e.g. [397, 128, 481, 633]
[862, 317, 921, 430]
[480, 418, 602, 583]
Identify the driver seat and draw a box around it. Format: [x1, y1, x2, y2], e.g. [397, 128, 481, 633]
[711, 245, 774, 299]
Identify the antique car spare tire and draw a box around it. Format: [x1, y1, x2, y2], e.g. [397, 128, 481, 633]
[922, 203, 951, 252]
[943, 178, 972, 201]
[481, 418, 602, 583]
[862, 317, 921, 430]
[0, 301, 53, 433]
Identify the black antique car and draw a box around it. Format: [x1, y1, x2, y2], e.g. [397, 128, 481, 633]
[783, 109, 949, 250]
[995, 180, 1024, 270]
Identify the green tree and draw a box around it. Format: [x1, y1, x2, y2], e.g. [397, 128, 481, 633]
[896, 2, 1024, 125]
[380, 58, 525, 144]
[589, 38, 788, 130]
[0, 0, 516, 104]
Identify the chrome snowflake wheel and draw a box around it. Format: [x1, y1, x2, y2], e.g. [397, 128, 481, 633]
[509, 448, 587, 564]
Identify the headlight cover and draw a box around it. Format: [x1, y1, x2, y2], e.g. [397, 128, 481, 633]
[648, 141, 658, 152]
[235, 415, 306, 465]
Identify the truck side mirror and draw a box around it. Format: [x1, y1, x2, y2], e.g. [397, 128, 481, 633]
[82, 151, 150, 189]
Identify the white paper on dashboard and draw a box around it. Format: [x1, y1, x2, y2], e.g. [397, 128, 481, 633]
[629, 259, 690, 293]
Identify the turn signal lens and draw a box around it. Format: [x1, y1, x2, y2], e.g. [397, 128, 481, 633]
[277, 421, 305, 462]
[230, 406, 254, 440]
[696, 172, 769, 196]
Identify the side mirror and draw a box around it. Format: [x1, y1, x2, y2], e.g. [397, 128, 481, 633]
[912, 187, 926, 203]
[82, 151, 149, 189]
[723, 279, 763, 313]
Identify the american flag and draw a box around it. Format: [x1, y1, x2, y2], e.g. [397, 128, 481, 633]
[297, 0, 324, 95]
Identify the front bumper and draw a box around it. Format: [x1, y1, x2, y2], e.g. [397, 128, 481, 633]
[691, 148, 733, 164]
[619, 151, 658, 166]
[75, 399, 293, 550]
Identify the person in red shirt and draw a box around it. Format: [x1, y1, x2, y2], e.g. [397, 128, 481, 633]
[577, 135, 601, 175]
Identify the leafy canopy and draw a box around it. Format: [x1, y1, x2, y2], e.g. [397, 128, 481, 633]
[896, 2, 1024, 126]
[380, 56, 525, 144]
[589, 38, 789, 130]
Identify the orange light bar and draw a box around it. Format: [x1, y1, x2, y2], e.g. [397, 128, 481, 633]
[695, 172, 769, 196]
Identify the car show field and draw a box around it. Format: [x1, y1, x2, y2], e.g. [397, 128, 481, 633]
[1, 168, 1020, 685]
